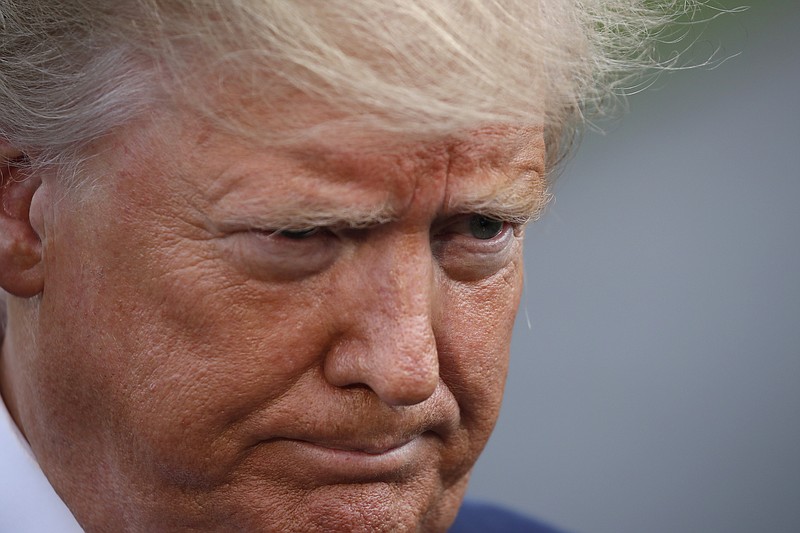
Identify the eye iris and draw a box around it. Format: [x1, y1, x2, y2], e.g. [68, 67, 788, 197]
[469, 216, 504, 240]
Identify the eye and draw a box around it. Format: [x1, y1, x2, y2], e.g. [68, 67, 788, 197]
[223, 226, 338, 281]
[276, 227, 321, 239]
[431, 214, 520, 281]
[468, 215, 504, 240]
[442, 214, 512, 243]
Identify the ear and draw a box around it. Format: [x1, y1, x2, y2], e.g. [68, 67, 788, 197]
[0, 143, 44, 298]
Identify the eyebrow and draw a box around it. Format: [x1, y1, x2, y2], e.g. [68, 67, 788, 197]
[213, 188, 547, 235]
[204, 194, 400, 233]
[450, 182, 549, 224]
[206, 169, 548, 234]
[445, 163, 550, 224]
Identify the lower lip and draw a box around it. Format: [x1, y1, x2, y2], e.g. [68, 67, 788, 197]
[278, 436, 430, 482]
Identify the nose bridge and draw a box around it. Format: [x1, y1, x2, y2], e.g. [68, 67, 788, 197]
[324, 230, 440, 406]
[378, 232, 434, 323]
[368, 230, 439, 398]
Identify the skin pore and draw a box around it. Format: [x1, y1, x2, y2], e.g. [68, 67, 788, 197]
[0, 94, 547, 531]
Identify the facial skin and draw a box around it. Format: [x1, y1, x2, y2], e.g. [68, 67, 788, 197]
[0, 95, 546, 531]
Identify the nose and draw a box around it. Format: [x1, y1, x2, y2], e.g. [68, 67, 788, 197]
[322, 232, 440, 406]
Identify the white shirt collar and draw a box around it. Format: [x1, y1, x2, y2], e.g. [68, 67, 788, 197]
[0, 391, 84, 532]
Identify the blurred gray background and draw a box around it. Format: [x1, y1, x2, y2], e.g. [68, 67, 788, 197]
[467, 2, 800, 533]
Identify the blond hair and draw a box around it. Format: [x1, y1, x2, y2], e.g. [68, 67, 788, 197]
[0, 0, 705, 181]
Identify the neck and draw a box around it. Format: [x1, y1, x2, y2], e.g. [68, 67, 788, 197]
[0, 297, 25, 442]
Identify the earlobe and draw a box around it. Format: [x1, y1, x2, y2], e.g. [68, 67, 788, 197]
[0, 144, 44, 298]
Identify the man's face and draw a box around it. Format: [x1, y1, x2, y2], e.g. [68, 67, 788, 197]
[8, 97, 546, 531]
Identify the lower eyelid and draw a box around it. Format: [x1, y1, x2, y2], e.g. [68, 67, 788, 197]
[432, 234, 517, 281]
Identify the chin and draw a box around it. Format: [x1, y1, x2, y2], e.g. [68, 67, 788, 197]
[179, 477, 469, 533]
[285, 481, 467, 533]
[85, 469, 470, 533]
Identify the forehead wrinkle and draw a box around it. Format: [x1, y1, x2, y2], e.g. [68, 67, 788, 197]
[283, 136, 453, 225]
[197, 148, 406, 232]
[291, 138, 451, 188]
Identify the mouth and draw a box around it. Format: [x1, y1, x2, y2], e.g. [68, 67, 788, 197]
[261, 433, 437, 483]
[240, 391, 461, 486]
[294, 435, 420, 454]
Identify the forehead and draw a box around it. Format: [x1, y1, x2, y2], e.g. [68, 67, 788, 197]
[289, 124, 543, 177]
[201, 127, 543, 225]
[191, 85, 544, 167]
[93, 96, 547, 230]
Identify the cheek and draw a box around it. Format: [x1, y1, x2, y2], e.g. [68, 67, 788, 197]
[436, 252, 523, 442]
[31, 195, 335, 490]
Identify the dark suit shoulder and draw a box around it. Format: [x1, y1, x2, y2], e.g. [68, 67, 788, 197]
[449, 501, 571, 533]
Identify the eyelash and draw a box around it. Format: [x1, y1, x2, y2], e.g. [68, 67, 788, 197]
[263, 215, 518, 241]
[274, 227, 322, 239]
[447, 214, 510, 240]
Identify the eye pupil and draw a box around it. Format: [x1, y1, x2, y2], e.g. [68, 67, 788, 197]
[469, 216, 504, 240]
